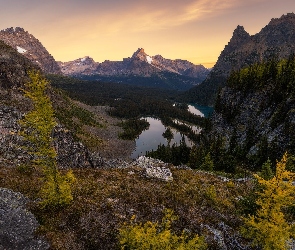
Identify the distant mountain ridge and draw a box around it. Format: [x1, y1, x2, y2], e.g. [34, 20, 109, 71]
[182, 13, 295, 105]
[59, 48, 209, 80]
[0, 27, 61, 74]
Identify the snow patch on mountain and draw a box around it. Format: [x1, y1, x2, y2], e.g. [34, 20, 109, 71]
[16, 46, 27, 54]
[146, 55, 153, 64]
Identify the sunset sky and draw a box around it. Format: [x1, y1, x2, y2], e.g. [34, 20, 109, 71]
[0, 0, 294, 68]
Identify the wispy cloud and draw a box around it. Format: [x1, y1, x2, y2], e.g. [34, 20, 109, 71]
[85, 0, 266, 35]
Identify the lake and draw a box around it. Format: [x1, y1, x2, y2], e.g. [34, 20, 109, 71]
[131, 105, 213, 159]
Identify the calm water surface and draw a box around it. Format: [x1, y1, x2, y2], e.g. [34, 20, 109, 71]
[131, 105, 212, 158]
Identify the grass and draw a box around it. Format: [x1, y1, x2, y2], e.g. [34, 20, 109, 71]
[0, 165, 253, 249]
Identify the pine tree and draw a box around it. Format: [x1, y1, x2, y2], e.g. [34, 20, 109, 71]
[19, 71, 75, 208]
[259, 158, 274, 180]
[241, 153, 295, 250]
[200, 153, 214, 171]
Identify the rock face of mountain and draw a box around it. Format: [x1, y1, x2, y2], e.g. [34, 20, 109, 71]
[0, 40, 38, 89]
[183, 13, 295, 105]
[151, 54, 209, 79]
[58, 56, 98, 76]
[60, 48, 209, 80]
[209, 57, 295, 168]
[0, 40, 100, 169]
[0, 27, 61, 74]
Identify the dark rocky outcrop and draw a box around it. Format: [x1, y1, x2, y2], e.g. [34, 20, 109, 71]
[0, 105, 103, 169]
[0, 27, 61, 74]
[183, 13, 295, 105]
[0, 40, 38, 90]
[0, 188, 50, 250]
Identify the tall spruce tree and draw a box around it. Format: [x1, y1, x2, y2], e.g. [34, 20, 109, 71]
[19, 71, 75, 208]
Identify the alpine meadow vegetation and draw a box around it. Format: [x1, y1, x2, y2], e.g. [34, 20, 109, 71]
[19, 70, 75, 208]
[119, 209, 207, 250]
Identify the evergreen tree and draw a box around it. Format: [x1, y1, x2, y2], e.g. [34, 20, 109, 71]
[259, 159, 274, 180]
[19, 71, 75, 208]
[241, 153, 295, 250]
[200, 153, 214, 171]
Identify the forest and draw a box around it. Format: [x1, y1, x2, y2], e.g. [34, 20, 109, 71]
[48, 74, 207, 143]
[147, 56, 295, 173]
[76, 71, 201, 91]
[49, 55, 295, 174]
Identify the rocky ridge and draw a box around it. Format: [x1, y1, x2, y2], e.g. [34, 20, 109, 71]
[0, 40, 38, 89]
[183, 12, 295, 105]
[59, 48, 209, 80]
[0, 27, 61, 74]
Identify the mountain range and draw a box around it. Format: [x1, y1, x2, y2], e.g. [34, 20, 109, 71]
[0, 27, 210, 91]
[59, 48, 209, 79]
[58, 48, 210, 90]
[2, 12, 295, 250]
[1, 13, 295, 101]
[182, 12, 295, 105]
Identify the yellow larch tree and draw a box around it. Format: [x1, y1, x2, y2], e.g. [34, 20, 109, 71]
[241, 153, 295, 250]
[19, 70, 75, 208]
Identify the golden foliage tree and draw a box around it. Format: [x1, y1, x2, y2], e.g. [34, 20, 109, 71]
[241, 153, 295, 250]
[19, 71, 75, 208]
[119, 209, 207, 250]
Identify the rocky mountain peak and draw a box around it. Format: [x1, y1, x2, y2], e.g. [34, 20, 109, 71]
[79, 56, 95, 64]
[131, 48, 150, 62]
[268, 12, 295, 26]
[0, 27, 61, 74]
[229, 25, 251, 46]
[1, 27, 25, 34]
[183, 13, 295, 105]
[58, 56, 98, 76]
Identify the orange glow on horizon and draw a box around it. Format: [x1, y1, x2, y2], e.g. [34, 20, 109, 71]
[0, 0, 294, 68]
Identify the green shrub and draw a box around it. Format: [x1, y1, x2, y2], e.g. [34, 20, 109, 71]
[119, 209, 207, 250]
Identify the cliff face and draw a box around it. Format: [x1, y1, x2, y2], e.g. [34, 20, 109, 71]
[210, 58, 295, 166]
[0, 27, 61, 74]
[183, 13, 295, 105]
[0, 40, 99, 169]
[0, 40, 38, 89]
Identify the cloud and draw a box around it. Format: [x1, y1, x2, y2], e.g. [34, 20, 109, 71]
[84, 0, 265, 35]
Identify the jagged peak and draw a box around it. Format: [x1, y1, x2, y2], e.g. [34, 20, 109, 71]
[232, 25, 250, 37]
[268, 12, 295, 26]
[1, 27, 26, 33]
[227, 25, 251, 46]
[79, 56, 94, 62]
[132, 48, 147, 58]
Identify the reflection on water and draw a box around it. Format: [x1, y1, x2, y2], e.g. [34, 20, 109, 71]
[131, 117, 195, 159]
[188, 104, 213, 118]
[131, 105, 212, 159]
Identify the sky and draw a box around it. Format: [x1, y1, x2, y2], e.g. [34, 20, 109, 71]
[0, 0, 294, 68]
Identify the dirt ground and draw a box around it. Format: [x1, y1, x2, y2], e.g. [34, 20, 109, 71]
[74, 101, 136, 161]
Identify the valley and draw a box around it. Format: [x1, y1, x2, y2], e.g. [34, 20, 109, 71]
[1, 11, 295, 250]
